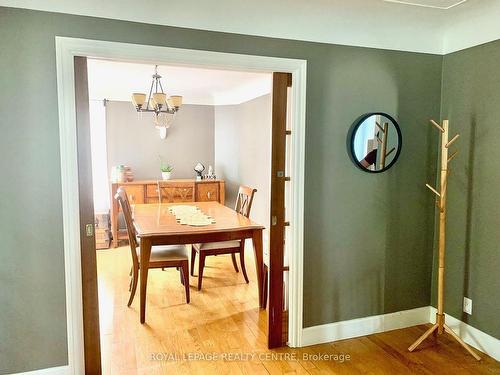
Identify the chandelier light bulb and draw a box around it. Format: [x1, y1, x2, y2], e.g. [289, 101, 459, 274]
[159, 127, 167, 139]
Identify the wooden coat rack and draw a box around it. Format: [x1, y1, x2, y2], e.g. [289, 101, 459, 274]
[376, 121, 396, 169]
[408, 119, 480, 360]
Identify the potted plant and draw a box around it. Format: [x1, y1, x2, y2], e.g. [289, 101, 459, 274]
[159, 156, 173, 180]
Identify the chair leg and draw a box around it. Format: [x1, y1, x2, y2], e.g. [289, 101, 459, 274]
[231, 253, 239, 273]
[181, 261, 190, 303]
[128, 265, 139, 307]
[180, 267, 184, 285]
[190, 246, 196, 276]
[239, 247, 249, 283]
[198, 253, 206, 290]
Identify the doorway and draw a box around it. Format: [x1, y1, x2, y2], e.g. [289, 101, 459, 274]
[56, 37, 306, 374]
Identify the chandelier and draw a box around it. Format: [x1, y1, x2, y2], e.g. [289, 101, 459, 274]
[131, 65, 183, 138]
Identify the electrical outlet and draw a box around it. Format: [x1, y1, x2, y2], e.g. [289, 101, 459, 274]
[463, 297, 472, 315]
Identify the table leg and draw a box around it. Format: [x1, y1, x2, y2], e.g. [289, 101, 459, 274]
[252, 229, 264, 308]
[140, 237, 152, 323]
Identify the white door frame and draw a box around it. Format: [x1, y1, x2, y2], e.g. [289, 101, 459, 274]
[55, 36, 306, 374]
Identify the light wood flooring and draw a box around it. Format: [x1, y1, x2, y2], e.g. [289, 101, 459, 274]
[97, 246, 499, 374]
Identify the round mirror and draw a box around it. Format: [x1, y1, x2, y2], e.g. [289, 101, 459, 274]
[348, 113, 402, 173]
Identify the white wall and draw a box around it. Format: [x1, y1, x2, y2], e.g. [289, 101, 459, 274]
[214, 94, 272, 252]
[213, 105, 240, 205]
[105, 100, 215, 181]
[89, 99, 110, 213]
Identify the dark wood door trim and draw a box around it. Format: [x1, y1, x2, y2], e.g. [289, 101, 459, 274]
[75, 56, 102, 374]
[268, 72, 292, 348]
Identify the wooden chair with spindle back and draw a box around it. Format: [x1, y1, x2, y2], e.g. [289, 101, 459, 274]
[191, 185, 257, 290]
[115, 187, 190, 306]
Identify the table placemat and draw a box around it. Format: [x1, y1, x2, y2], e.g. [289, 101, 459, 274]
[168, 205, 216, 226]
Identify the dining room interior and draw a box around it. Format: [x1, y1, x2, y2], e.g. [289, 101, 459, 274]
[83, 57, 291, 373]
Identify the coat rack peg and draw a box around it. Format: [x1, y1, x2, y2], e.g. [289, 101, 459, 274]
[447, 150, 459, 163]
[376, 122, 385, 133]
[385, 147, 396, 158]
[426, 183, 441, 197]
[376, 136, 383, 144]
[445, 134, 460, 148]
[430, 119, 445, 133]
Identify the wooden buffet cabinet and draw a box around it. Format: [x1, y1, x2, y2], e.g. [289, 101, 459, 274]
[110, 179, 225, 247]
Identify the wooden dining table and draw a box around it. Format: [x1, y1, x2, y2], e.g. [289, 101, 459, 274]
[132, 201, 266, 323]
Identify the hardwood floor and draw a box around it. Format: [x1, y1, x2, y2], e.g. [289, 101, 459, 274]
[97, 246, 499, 374]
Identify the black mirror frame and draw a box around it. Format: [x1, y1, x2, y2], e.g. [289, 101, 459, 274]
[347, 112, 403, 174]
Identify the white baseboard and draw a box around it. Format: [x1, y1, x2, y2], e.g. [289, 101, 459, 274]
[6, 366, 69, 375]
[302, 306, 430, 347]
[429, 307, 500, 361]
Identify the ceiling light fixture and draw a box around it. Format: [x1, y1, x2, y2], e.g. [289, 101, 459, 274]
[131, 65, 183, 138]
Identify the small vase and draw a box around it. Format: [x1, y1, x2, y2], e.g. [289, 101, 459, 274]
[161, 172, 171, 180]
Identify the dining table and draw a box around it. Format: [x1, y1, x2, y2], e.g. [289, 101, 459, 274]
[132, 201, 266, 323]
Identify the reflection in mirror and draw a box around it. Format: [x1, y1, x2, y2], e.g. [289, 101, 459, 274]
[350, 113, 402, 173]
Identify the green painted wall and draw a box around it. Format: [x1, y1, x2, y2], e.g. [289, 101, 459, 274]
[434, 40, 500, 339]
[0, 7, 442, 373]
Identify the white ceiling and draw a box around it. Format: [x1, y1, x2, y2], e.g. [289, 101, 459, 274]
[86, 59, 272, 106]
[1, 0, 500, 54]
[383, 0, 467, 10]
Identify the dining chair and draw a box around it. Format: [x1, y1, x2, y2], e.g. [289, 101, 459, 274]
[191, 185, 257, 290]
[115, 187, 190, 305]
[157, 180, 195, 203]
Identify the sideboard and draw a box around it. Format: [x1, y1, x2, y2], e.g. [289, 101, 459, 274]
[110, 179, 225, 247]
